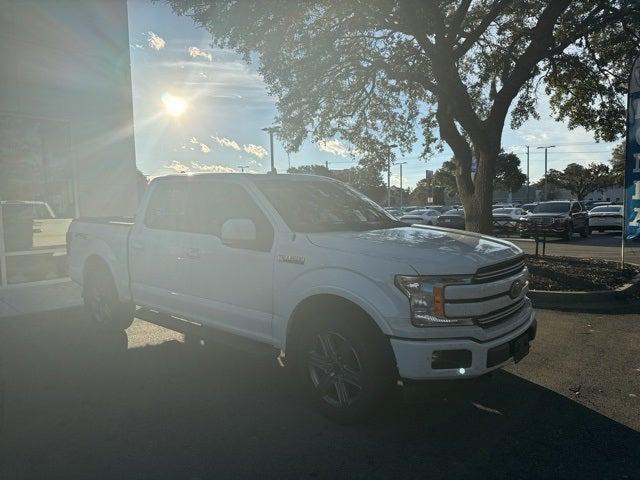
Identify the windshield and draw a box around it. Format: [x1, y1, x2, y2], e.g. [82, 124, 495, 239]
[533, 202, 570, 214]
[591, 206, 621, 213]
[256, 179, 403, 232]
[443, 209, 463, 216]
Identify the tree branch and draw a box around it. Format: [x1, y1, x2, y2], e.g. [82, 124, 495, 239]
[487, 0, 572, 129]
[453, 0, 512, 59]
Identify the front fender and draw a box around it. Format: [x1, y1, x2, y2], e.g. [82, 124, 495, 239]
[274, 267, 407, 349]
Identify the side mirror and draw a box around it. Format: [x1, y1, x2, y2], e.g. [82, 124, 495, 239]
[221, 218, 256, 247]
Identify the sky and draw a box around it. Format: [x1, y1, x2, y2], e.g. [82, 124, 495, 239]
[127, 0, 619, 189]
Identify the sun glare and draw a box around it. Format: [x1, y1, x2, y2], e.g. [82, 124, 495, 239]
[161, 93, 187, 117]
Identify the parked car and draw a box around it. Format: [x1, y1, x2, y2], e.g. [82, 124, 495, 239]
[492, 208, 526, 235]
[68, 173, 535, 423]
[398, 208, 441, 226]
[588, 205, 623, 232]
[384, 207, 403, 218]
[492, 203, 513, 208]
[519, 200, 589, 240]
[1, 200, 73, 251]
[437, 208, 466, 230]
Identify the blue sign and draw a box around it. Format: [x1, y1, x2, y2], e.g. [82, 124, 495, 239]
[625, 54, 640, 241]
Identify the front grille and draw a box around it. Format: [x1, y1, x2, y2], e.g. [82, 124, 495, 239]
[474, 256, 525, 283]
[474, 298, 527, 327]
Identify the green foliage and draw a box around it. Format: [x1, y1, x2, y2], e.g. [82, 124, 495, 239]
[546, 162, 612, 200]
[494, 152, 527, 193]
[432, 160, 458, 196]
[609, 142, 625, 185]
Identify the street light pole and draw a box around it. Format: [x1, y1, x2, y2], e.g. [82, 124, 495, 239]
[261, 126, 280, 174]
[386, 144, 398, 207]
[537, 145, 556, 200]
[526, 145, 530, 202]
[398, 161, 407, 209]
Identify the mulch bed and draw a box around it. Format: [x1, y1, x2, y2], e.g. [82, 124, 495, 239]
[524, 254, 640, 292]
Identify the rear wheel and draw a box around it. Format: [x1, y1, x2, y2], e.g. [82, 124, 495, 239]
[84, 264, 135, 331]
[290, 307, 397, 424]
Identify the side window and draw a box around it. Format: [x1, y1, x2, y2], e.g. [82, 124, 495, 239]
[571, 203, 581, 213]
[186, 181, 274, 252]
[144, 182, 189, 231]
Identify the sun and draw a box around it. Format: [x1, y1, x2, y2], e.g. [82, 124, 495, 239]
[161, 93, 187, 117]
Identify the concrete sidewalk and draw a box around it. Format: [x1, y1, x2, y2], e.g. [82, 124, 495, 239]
[0, 281, 82, 318]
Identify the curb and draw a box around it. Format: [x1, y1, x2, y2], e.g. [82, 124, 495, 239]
[528, 273, 640, 312]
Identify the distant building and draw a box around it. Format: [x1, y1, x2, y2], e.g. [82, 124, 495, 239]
[0, 1, 137, 299]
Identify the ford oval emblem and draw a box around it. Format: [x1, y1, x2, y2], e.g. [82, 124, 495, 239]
[509, 279, 525, 299]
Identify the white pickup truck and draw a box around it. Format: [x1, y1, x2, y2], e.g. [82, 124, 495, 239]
[68, 173, 536, 422]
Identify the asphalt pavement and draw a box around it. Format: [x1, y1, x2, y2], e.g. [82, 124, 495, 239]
[1, 308, 639, 479]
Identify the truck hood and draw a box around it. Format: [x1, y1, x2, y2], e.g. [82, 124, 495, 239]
[306, 226, 522, 276]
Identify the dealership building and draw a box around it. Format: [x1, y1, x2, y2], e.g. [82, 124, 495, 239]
[0, 0, 138, 315]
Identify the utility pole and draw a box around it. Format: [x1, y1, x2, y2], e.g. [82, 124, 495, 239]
[287, 152, 291, 170]
[237, 165, 249, 173]
[261, 125, 280, 173]
[325, 160, 329, 170]
[398, 162, 407, 209]
[386, 144, 398, 207]
[526, 145, 530, 202]
[537, 145, 556, 200]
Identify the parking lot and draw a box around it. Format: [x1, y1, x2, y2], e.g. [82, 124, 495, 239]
[1, 308, 638, 480]
[509, 232, 640, 262]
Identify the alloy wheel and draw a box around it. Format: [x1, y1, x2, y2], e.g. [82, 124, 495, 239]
[307, 331, 364, 408]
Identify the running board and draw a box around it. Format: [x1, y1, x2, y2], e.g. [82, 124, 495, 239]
[135, 307, 279, 358]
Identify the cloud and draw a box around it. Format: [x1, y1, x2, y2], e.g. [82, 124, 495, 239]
[243, 144, 268, 159]
[147, 31, 166, 50]
[188, 46, 212, 62]
[211, 136, 241, 151]
[188, 137, 211, 153]
[166, 161, 237, 174]
[317, 139, 350, 157]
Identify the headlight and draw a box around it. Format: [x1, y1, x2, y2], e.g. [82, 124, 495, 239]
[395, 275, 474, 327]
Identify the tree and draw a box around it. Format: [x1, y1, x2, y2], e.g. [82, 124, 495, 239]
[287, 163, 386, 202]
[495, 152, 527, 193]
[167, 0, 640, 232]
[546, 163, 611, 200]
[432, 160, 458, 197]
[609, 142, 625, 185]
[287, 164, 331, 176]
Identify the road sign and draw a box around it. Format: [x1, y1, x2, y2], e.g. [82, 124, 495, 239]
[624, 53, 640, 242]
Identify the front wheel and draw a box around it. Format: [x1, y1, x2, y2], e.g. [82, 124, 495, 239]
[580, 223, 590, 238]
[564, 223, 574, 241]
[290, 310, 397, 424]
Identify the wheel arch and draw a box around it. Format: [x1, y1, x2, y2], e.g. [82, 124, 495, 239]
[284, 293, 391, 354]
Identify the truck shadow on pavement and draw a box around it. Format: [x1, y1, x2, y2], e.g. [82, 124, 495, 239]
[1, 309, 638, 480]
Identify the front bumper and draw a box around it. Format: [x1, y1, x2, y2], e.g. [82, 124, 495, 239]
[390, 309, 536, 380]
[520, 222, 568, 236]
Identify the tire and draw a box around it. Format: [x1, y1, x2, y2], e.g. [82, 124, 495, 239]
[289, 306, 397, 424]
[84, 263, 135, 331]
[580, 223, 590, 238]
[598, 228, 604, 233]
[564, 223, 574, 241]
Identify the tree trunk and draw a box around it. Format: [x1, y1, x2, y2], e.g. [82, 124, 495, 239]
[456, 147, 498, 234]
